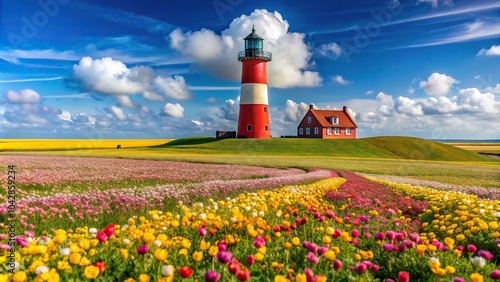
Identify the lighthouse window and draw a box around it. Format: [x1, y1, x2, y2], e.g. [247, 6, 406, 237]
[265, 125, 268, 131]
[247, 124, 252, 132]
[264, 107, 267, 113]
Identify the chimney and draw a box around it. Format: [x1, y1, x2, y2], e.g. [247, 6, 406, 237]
[310, 104, 314, 110]
[343, 106, 347, 112]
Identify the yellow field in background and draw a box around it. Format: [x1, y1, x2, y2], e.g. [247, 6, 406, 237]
[0, 139, 171, 151]
[445, 143, 500, 153]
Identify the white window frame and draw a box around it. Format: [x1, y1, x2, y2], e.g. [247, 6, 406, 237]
[306, 128, 310, 135]
[314, 127, 319, 134]
[307, 117, 312, 124]
[346, 128, 351, 135]
[299, 128, 303, 135]
[327, 128, 332, 135]
[334, 128, 340, 135]
[330, 116, 339, 125]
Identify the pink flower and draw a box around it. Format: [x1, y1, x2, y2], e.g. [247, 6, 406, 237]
[333, 260, 342, 271]
[383, 243, 395, 252]
[467, 244, 477, 253]
[216, 251, 232, 264]
[356, 263, 367, 274]
[245, 255, 255, 266]
[253, 236, 266, 248]
[198, 227, 207, 237]
[409, 233, 419, 242]
[351, 229, 360, 238]
[478, 250, 493, 260]
[306, 252, 320, 264]
[453, 277, 465, 282]
[204, 270, 220, 282]
[490, 270, 500, 280]
[96, 231, 108, 242]
[137, 245, 149, 255]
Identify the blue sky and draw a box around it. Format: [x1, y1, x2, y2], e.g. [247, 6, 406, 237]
[0, 0, 499, 139]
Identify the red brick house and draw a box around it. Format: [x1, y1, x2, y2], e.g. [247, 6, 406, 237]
[297, 105, 357, 139]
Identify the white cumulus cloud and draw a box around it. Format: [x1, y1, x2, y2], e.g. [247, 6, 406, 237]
[161, 103, 185, 118]
[219, 96, 240, 121]
[317, 42, 343, 59]
[116, 95, 136, 108]
[283, 99, 310, 122]
[477, 45, 500, 56]
[168, 9, 322, 88]
[5, 89, 41, 104]
[332, 75, 351, 85]
[110, 106, 127, 120]
[72, 57, 192, 100]
[419, 72, 459, 96]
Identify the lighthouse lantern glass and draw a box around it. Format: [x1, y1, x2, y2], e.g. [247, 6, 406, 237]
[245, 38, 263, 57]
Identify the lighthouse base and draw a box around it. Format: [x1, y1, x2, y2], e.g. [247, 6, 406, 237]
[237, 104, 270, 138]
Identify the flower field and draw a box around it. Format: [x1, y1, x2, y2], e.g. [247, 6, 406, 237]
[1, 157, 500, 281]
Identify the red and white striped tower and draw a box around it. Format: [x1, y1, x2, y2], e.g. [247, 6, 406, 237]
[237, 26, 272, 138]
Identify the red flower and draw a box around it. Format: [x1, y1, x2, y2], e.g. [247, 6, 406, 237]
[398, 271, 410, 282]
[103, 224, 115, 237]
[93, 261, 106, 273]
[96, 231, 108, 243]
[236, 267, 251, 281]
[179, 266, 193, 278]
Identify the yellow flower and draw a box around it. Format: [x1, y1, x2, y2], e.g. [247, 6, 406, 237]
[192, 251, 203, 262]
[208, 246, 219, 257]
[154, 249, 168, 261]
[470, 272, 483, 282]
[121, 249, 129, 259]
[181, 238, 191, 249]
[178, 248, 188, 256]
[83, 265, 100, 279]
[258, 247, 267, 254]
[255, 253, 265, 261]
[57, 261, 70, 271]
[445, 265, 456, 274]
[322, 236, 332, 244]
[326, 227, 335, 235]
[139, 274, 150, 282]
[88, 248, 97, 257]
[284, 242, 292, 249]
[69, 253, 81, 265]
[124, 278, 136, 282]
[29, 260, 45, 273]
[456, 234, 465, 241]
[143, 233, 155, 244]
[354, 254, 361, 261]
[274, 275, 290, 282]
[78, 256, 91, 266]
[292, 237, 300, 246]
[200, 240, 210, 250]
[323, 250, 336, 261]
[0, 274, 9, 282]
[295, 273, 307, 282]
[79, 239, 91, 250]
[53, 230, 67, 244]
[13, 271, 28, 282]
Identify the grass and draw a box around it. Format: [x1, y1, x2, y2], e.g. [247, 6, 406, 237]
[2, 136, 498, 188]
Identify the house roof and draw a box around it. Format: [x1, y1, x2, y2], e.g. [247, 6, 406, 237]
[309, 109, 357, 128]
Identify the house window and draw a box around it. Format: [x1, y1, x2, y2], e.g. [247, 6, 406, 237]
[307, 117, 311, 124]
[247, 124, 252, 132]
[265, 125, 268, 131]
[306, 128, 310, 135]
[299, 128, 303, 135]
[346, 128, 351, 135]
[327, 128, 332, 135]
[264, 107, 267, 113]
[314, 127, 319, 134]
[334, 128, 340, 135]
[330, 116, 339, 125]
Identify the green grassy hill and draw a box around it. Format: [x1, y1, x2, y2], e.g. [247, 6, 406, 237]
[154, 136, 492, 162]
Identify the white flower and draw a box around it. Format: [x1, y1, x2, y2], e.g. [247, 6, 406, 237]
[89, 228, 97, 234]
[471, 256, 486, 268]
[493, 212, 500, 217]
[123, 238, 131, 245]
[26, 237, 33, 243]
[231, 217, 237, 222]
[245, 206, 251, 211]
[259, 211, 265, 217]
[479, 203, 484, 207]
[153, 240, 162, 247]
[162, 227, 167, 230]
[226, 197, 231, 201]
[429, 257, 439, 263]
[11, 262, 20, 271]
[162, 265, 174, 276]
[35, 265, 49, 275]
[275, 212, 282, 217]
[122, 224, 128, 229]
[251, 212, 258, 217]
[206, 206, 211, 210]
[199, 213, 207, 220]
[231, 199, 236, 203]
[479, 209, 485, 213]
[178, 200, 183, 205]
[59, 248, 70, 256]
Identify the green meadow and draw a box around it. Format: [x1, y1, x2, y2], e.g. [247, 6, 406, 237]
[3, 136, 499, 188]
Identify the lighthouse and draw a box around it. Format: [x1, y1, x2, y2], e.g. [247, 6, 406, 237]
[237, 26, 272, 138]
